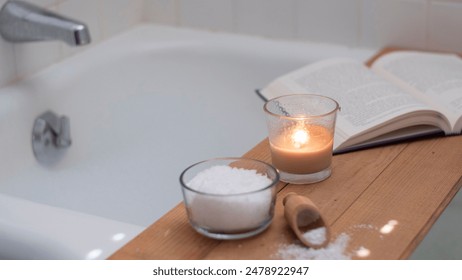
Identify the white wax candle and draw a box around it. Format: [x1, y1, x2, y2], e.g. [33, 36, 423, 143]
[270, 124, 333, 174]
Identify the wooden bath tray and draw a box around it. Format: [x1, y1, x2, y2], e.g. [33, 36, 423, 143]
[109, 134, 462, 260]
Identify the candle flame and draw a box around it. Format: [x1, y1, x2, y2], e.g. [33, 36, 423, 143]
[291, 128, 310, 148]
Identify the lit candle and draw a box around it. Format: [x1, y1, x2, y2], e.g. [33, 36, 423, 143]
[269, 124, 333, 174]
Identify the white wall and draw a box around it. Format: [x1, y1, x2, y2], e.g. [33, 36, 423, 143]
[145, 0, 462, 52]
[0, 0, 461, 88]
[0, 0, 144, 87]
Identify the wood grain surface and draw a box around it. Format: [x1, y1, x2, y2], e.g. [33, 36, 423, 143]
[109, 135, 462, 260]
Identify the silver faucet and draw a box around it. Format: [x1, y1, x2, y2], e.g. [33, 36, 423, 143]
[0, 0, 90, 46]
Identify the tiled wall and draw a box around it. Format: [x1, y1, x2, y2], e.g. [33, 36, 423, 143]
[145, 0, 462, 52]
[0, 0, 461, 88]
[0, 0, 144, 87]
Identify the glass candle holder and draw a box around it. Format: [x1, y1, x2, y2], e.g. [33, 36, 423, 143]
[264, 94, 339, 184]
[180, 157, 279, 240]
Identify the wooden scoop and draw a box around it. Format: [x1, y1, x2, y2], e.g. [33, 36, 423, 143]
[283, 193, 331, 248]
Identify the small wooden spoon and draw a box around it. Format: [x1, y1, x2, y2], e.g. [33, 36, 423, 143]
[283, 193, 331, 248]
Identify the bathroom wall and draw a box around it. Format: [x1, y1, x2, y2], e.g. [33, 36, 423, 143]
[0, 0, 461, 88]
[0, 0, 144, 87]
[145, 0, 462, 52]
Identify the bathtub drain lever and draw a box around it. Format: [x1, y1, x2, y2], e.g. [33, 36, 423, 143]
[32, 110, 71, 164]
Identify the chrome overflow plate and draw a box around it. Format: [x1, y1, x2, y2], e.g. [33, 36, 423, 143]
[32, 110, 71, 165]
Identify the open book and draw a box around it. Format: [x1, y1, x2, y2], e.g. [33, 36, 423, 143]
[259, 50, 462, 153]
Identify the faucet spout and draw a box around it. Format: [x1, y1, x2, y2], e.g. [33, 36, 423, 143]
[0, 0, 91, 46]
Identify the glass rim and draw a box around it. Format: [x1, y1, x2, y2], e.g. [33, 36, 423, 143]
[179, 157, 280, 197]
[263, 94, 340, 120]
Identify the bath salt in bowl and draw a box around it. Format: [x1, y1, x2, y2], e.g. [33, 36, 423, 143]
[180, 158, 279, 240]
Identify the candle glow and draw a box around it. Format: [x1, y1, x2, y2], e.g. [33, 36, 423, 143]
[291, 127, 310, 148]
[270, 124, 333, 174]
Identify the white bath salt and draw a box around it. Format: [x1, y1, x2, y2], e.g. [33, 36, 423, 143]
[351, 224, 376, 230]
[276, 233, 351, 260]
[187, 165, 273, 232]
[188, 165, 272, 194]
[355, 246, 371, 258]
[349, 223, 385, 239]
[380, 220, 399, 234]
[302, 227, 327, 245]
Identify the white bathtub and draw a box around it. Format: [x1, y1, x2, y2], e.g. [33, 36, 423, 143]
[0, 24, 373, 259]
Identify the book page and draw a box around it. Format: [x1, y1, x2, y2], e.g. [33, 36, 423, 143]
[372, 51, 462, 130]
[261, 58, 434, 146]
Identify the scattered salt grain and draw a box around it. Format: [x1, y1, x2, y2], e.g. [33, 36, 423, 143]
[351, 224, 376, 231]
[187, 165, 273, 232]
[302, 227, 327, 245]
[379, 220, 399, 234]
[276, 221, 394, 259]
[276, 233, 351, 260]
[355, 246, 371, 258]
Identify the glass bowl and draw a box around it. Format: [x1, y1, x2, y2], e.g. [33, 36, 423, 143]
[180, 157, 279, 240]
